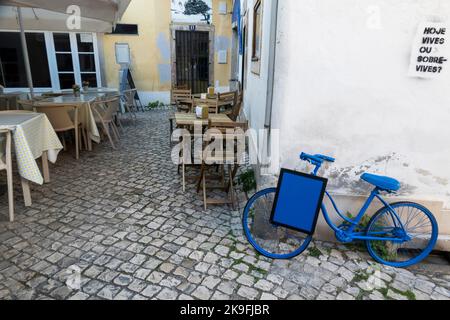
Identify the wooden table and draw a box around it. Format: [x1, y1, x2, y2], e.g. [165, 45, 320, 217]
[174, 113, 233, 127]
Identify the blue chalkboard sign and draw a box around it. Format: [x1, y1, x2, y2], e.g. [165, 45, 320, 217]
[270, 169, 328, 235]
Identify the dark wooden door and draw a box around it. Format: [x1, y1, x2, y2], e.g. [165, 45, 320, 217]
[175, 31, 209, 94]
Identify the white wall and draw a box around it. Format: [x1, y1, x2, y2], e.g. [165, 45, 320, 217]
[269, 0, 450, 210]
[240, 0, 276, 171]
[242, 0, 272, 133]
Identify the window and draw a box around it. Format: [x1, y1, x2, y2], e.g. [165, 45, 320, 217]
[110, 24, 139, 35]
[53, 32, 100, 89]
[0, 31, 101, 90]
[0, 32, 51, 88]
[53, 33, 75, 89]
[251, 0, 262, 74]
[77, 33, 98, 87]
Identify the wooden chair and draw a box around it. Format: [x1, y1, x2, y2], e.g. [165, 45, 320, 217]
[169, 89, 193, 144]
[225, 95, 244, 121]
[217, 91, 237, 113]
[192, 97, 219, 114]
[122, 89, 138, 125]
[0, 129, 14, 222]
[171, 89, 192, 112]
[173, 84, 189, 90]
[197, 120, 248, 210]
[34, 105, 84, 160]
[92, 98, 121, 150]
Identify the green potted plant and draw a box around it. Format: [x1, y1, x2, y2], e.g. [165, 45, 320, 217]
[82, 81, 90, 92]
[72, 84, 81, 97]
[147, 100, 166, 110]
[237, 169, 257, 200]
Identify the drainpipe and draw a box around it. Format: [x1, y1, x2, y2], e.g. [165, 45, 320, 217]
[264, 0, 279, 129]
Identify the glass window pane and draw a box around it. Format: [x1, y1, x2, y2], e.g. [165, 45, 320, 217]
[58, 73, 75, 89]
[53, 33, 71, 52]
[253, 1, 262, 59]
[81, 74, 97, 88]
[0, 32, 51, 88]
[56, 54, 74, 72]
[79, 54, 96, 72]
[27, 33, 52, 87]
[76, 34, 94, 53]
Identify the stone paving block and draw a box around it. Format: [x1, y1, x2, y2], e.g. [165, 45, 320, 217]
[141, 285, 162, 298]
[192, 286, 212, 300]
[0, 112, 448, 302]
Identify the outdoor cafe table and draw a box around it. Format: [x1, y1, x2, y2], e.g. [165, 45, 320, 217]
[0, 112, 63, 206]
[35, 93, 105, 150]
[60, 87, 119, 96]
[174, 113, 233, 127]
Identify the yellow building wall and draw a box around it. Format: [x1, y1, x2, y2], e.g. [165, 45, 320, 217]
[212, 0, 233, 88]
[102, 0, 233, 98]
[102, 0, 171, 92]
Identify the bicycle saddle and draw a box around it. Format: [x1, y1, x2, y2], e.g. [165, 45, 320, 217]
[361, 173, 401, 192]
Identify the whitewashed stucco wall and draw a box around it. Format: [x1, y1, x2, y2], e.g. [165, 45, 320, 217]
[242, 0, 272, 133]
[269, 0, 450, 209]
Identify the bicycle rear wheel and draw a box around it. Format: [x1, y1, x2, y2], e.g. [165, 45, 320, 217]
[366, 202, 439, 268]
[242, 188, 312, 259]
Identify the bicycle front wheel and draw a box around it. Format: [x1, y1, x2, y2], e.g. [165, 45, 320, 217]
[366, 202, 439, 268]
[242, 188, 312, 260]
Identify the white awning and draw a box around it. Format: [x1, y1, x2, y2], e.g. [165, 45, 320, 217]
[0, 0, 131, 32]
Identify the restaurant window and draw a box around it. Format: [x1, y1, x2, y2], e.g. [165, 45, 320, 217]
[53, 33, 75, 89]
[251, 0, 263, 74]
[77, 33, 98, 87]
[53, 32, 100, 89]
[0, 32, 51, 88]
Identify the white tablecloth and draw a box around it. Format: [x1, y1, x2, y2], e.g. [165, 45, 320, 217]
[0, 112, 63, 185]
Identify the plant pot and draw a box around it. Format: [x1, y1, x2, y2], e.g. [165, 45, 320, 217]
[83, 86, 89, 92]
[73, 91, 81, 97]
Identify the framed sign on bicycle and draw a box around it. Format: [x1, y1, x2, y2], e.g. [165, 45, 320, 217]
[270, 169, 328, 235]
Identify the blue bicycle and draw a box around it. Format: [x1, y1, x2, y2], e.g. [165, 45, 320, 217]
[243, 153, 439, 268]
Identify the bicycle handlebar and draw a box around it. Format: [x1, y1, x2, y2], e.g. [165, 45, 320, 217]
[300, 152, 336, 166]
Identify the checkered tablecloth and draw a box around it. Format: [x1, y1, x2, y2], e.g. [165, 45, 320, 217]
[0, 112, 63, 185]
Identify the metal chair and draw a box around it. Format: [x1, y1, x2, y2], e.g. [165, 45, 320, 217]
[92, 98, 121, 150]
[122, 89, 138, 125]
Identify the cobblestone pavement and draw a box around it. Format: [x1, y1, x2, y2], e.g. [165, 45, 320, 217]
[0, 110, 449, 301]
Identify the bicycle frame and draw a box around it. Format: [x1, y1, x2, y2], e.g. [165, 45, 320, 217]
[310, 163, 410, 243]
